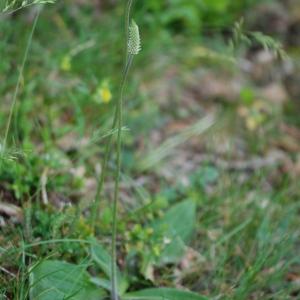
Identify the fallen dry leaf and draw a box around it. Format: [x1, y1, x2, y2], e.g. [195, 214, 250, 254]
[0, 202, 23, 224]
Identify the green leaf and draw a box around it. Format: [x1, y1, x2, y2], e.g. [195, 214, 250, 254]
[90, 277, 111, 291]
[90, 239, 129, 295]
[90, 241, 112, 278]
[29, 260, 105, 300]
[153, 200, 196, 264]
[192, 166, 219, 188]
[124, 288, 209, 300]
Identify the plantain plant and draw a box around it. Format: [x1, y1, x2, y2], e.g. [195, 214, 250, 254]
[110, 8, 141, 300]
[29, 1, 208, 299]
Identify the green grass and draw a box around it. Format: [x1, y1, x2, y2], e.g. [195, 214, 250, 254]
[0, 1, 299, 300]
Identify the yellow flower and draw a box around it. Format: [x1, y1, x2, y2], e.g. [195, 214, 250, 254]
[99, 86, 112, 103]
[95, 81, 112, 104]
[61, 55, 71, 71]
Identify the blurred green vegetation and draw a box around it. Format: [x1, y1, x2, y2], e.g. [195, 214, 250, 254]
[138, 0, 263, 34]
[0, 0, 300, 299]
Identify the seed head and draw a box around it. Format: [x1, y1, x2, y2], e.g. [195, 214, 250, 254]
[128, 20, 141, 55]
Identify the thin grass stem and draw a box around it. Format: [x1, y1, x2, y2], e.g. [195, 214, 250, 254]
[0, 10, 40, 166]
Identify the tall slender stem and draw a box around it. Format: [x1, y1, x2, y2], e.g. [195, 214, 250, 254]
[111, 3, 134, 298]
[111, 54, 133, 300]
[91, 1, 135, 298]
[91, 113, 117, 229]
[125, 0, 133, 60]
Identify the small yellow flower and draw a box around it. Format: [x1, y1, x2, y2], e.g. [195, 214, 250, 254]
[99, 86, 112, 103]
[95, 81, 112, 104]
[61, 55, 71, 71]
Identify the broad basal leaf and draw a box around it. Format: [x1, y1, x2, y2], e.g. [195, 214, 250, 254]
[153, 199, 196, 264]
[124, 288, 209, 300]
[90, 239, 129, 295]
[29, 260, 105, 300]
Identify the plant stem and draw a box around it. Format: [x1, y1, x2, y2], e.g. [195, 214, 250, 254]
[111, 3, 134, 298]
[111, 54, 133, 300]
[91, 1, 135, 297]
[125, 0, 133, 60]
[91, 113, 117, 229]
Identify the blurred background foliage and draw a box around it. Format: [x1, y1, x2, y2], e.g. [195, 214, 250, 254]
[138, 0, 262, 33]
